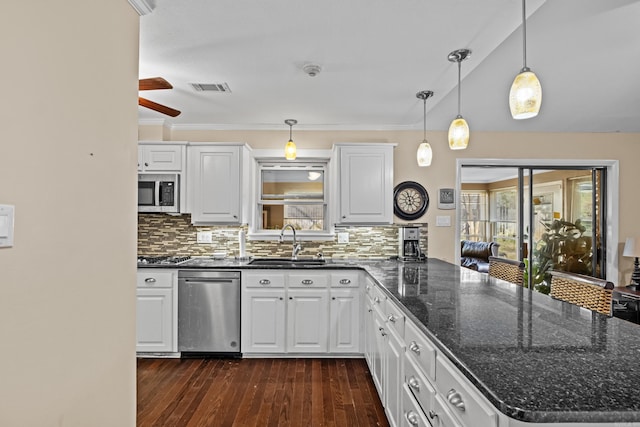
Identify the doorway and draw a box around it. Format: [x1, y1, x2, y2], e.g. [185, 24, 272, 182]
[456, 159, 618, 292]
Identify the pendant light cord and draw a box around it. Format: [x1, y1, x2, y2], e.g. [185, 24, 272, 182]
[289, 124, 293, 140]
[457, 59, 462, 117]
[423, 97, 427, 140]
[521, 0, 528, 70]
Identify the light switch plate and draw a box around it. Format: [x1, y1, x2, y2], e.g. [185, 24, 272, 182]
[338, 232, 349, 244]
[196, 231, 213, 243]
[436, 215, 451, 227]
[0, 204, 15, 248]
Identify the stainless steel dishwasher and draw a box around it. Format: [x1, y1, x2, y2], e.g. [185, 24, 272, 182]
[178, 270, 241, 356]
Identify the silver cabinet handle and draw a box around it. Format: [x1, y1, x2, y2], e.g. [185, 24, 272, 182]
[408, 376, 420, 391]
[409, 341, 421, 355]
[405, 411, 419, 426]
[144, 278, 156, 283]
[373, 296, 381, 304]
[368, 308, 373, 313]
[428, 410, 438, 419]
[365, 285, 371, 291]
[339, 278, 351, 285]
[259, 279, 271, 285]
[387, 314, 397, 323]
[144, 162, 149, 167]
[447, 389, 466, 411]
[301, 279, 313, 285]
[378, 327, 386, 337]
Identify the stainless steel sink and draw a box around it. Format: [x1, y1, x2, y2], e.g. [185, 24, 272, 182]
[247, 257, 326, 267]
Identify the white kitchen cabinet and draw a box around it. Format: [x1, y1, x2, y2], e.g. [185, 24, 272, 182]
[187, 143, 244, 224]
[138, 143, 185, 172]
[329, 288, 360, 353]
[241, 271, 286, 353]
[136, 270, 177, 353]
[242, 288, 286, 353]
[333, 143, 394, 224]
[241, 269, 360, 356]
[287, 288, 329, 353]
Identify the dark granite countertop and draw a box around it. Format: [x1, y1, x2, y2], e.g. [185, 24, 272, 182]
[139, 257, 640, 423]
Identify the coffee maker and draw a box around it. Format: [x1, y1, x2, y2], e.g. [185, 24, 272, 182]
[398, 226, 425, 261]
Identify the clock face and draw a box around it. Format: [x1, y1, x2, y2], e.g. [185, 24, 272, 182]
[393, 181, 429, 220]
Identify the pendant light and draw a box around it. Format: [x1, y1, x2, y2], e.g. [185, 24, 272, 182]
[416, 90, 434, 167]
[448, 49, 471, 150]
[284, 119, 297, 160]
[509, 0, 542, 119]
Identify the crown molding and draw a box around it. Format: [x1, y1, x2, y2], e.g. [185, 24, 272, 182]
[128, 0, 155, 16]
[162, 122, 418, 132]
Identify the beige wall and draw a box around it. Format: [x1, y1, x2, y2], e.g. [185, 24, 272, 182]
[1, 2, 138, 426]
[142, 126, 640, 284]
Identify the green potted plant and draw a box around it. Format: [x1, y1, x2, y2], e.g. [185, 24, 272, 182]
[528, 218, 593, 294]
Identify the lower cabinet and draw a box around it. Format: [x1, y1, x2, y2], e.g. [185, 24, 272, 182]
[287, 289, 328, 353]
[241, 270, 360, 355]
[136, 270, 177, 353]
[364, 279, 499, 427]
[242, 288, 286, 353]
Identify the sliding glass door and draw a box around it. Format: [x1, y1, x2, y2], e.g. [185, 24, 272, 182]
[460, 165, 606, 293]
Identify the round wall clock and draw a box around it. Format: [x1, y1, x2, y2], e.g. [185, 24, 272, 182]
[393, 181, 429, 220]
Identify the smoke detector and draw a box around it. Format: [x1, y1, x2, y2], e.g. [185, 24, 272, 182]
[302, 63, 322, 77]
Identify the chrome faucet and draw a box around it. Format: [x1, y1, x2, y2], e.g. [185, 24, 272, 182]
[279, 224, 302, 259]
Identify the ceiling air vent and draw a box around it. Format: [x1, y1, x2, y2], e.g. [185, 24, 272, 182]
[190, 83, 231, 93]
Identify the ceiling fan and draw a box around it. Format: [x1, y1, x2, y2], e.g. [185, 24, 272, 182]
[138, 77, 181, 117]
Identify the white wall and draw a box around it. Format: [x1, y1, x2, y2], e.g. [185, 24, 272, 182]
[1, 2, 138, 426]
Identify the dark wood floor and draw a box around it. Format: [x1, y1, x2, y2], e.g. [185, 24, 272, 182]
[137, 357, 389, 427]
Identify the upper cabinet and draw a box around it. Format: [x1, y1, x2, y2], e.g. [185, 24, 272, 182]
[138, 142, 186, 172]
[187, 143, 248, 224]
[333, 143, 394, 225]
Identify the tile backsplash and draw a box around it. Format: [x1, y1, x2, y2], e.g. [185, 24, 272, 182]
[138, 214, 428, 259]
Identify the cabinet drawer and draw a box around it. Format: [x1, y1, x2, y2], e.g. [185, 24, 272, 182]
[432, 393, 463, 427]
[243, 271, 285, 288]
[435, 357, 497, 427]
[404, 353, 435, 416]
[288, 272, 328, 288]
[136, 270, 175, 288]
[330, 271, 359, 288]
[385, 298, 405, 338]
[405, 319, 437, 382]
[401, 384, 431, 427]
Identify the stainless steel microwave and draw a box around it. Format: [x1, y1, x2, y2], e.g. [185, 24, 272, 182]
[138, 173, 179, 213]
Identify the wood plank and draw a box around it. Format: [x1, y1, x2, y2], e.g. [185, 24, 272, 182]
[137, 357, 389, 427]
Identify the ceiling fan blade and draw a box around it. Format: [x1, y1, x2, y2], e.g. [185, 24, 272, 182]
[139, 77, 173, 91]
[139, 97, 181, 117]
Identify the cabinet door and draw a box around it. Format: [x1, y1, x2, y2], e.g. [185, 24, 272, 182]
[287, 289, 328, 353]
[188, 145, 241, 223]
[241, 288, 286, 353]
[329, 288, 360, 353]
[140, 145, 183, 171]
[136, 288, 173, 352]
[338, 145, 393, 224]
[385, 327, 404, 427]
[372, 309, 387, 397]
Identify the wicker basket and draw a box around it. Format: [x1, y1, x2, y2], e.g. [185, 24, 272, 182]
[549, 270, 614, 316]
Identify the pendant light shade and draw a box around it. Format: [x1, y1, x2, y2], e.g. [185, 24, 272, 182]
[416, 90, 434, 167]
[447, 49, 471, 150]
[509, 0, 542, 119]
[448, 116, 470, 150]
[284, 119, 297, 160]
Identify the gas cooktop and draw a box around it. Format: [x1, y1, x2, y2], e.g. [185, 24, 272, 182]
[137, 255, 191, 266]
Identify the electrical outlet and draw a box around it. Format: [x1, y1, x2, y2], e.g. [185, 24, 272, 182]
[196, 231, 213, 243]
[338, 232, 349, 244]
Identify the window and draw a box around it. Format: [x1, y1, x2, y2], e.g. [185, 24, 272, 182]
[255, 161, 328, 236]
[460, 191, 488, 241]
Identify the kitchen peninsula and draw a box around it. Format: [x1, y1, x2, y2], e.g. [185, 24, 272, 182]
[138, 257, 640, 426]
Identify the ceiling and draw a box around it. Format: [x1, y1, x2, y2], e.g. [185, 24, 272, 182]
[138, 0, 640, 133]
